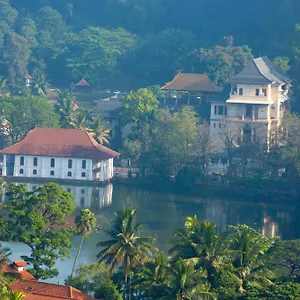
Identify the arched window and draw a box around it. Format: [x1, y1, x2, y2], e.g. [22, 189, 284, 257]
[81, 188, 85, 194]
[33, 169, 37, 175]
[51, 158, 55, 168]
[81, 172, 86, 178]
[68, 159, 72, 169]
[33, 157, 38, 166]
[50, 170, 55, 176]
[19, 169, 24, 174]
[20, 156, 24, 166]
[82, 160, 86, 169]
[67, 171, 72, 177]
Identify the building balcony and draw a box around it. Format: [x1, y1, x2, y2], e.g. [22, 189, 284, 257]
[227, 94, 271, 105]
[226, 116, 269, 123]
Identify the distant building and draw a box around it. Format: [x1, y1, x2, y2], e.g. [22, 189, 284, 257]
[75, 78, 91, 92]
[209, 57, 290, 152]
[0, 128, 119, 182]
[25, 74, 32, 87]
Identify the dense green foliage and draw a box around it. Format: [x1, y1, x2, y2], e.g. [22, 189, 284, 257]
[1, 0, 300, 100]
[0, 183, 76, 279]
[68, 208, 300, 299]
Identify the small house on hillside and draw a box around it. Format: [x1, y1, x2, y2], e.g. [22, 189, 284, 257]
[75, 78, 91, 92]
[0, 128, 119, 182]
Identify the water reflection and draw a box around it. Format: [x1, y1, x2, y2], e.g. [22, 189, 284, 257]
[1, 180, 299, 283]
[2, 182, 113, 210]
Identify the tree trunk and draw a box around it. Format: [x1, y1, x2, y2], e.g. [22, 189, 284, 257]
[123, 272, 128, 300]
[70, 235, 84, 278]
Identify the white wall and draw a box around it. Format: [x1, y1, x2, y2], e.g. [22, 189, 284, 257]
[236, 84, 270, 98]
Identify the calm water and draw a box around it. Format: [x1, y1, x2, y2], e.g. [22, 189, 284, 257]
[2, 181, 300, 283]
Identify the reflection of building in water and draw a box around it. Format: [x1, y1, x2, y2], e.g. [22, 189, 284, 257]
[16, 182, 113, 210]
[204, 201, 228, 232]
[261, 213, 278, 238]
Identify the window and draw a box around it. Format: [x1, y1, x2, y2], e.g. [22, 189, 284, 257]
[255, 89, 260, 96]
[225, 106, 227, 116]
[20, 168, 24, 174]
[213, 123, 216, 128]
[82, 160, 86, 169]
[81, 188, 85, 194]
[68, 171, 72, 177]
[80, 197, 85, 207]
[20, 156, 24, 166]
[68, 159, 72, 169]
[214, 105, 217, 114]
[232, 85, 237, 94]
[81, 172, 86, 178]
[239, 88, 243, 95]
[219, 123, 222, 129]
[51, 158, 55, 168]
[217, 106, 224, 115]
[50, 170, 54, 176]
[33, 157, 38, 166]
[33, 169, 37, 175]
[262, 88, 267, 96]
[67, 188, 71, 193]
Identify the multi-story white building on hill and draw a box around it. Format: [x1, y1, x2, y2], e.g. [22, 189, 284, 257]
[210, 57, 290, 152]
[0, 128, 119, 182]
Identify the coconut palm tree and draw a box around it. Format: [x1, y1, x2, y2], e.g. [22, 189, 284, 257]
[88, 116, 111, 145]
[55, 91, 76, 128]
[70, 209, 96, 278]
[97, 208, 157, 300]
[169, 217, 231, 288]
[30, 72, 50, 96]
[70, 109, 89, 130]
[229, 224, 275, 292]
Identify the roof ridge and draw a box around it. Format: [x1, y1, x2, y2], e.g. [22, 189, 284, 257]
[253, 58, 272, 83]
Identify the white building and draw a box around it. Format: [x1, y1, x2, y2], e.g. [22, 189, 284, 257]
[0, 128, 119, 182]
[210, 57, 290, 152]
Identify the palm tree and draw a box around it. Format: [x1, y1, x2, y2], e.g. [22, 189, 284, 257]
[169, 217, 231, 288]
[55, 91, 76, 128]
[4, 290, 25, 300]
[70, 209, 96, 278]
[88, 116, 111, 145]
[30, 72, 50, 96]
[70, 109, 89, 130]
[229, 225, 275, 292]
[97, 208, 157, 300]
[0, 247, 12, 286]
[163, 258, 215, 300]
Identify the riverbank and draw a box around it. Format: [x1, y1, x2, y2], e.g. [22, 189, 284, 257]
[113, 177, 298, 205]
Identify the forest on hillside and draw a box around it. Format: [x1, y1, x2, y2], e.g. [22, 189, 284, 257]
[2, 0, 300, 106]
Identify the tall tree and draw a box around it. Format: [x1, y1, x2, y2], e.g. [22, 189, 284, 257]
[0, 183, 75, 279]
[97, 208, 157, 300]
[55, 91, 76, 128]
[71, 209, 96, 278]
[3, 32, 30, 85]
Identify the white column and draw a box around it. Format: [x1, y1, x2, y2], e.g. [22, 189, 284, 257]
[2, 154, 6, 176]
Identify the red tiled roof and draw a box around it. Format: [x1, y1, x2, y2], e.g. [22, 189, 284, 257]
[0, 128, 119, 160]
[10, 280, 98, 300]
[161, 73, 222, 93]
[14, 260, 28, 267]
[1, 262, 36, 280]
[75, 79, 90, 87]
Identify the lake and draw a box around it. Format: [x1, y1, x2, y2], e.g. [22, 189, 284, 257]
[2, 181, 300, 284]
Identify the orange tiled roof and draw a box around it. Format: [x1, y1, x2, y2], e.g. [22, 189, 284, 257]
[0, 128, 119, 160]
[14, 260, 28, 267]
[75, 78, 90, 87]
[1, 262, 36, 280]
[10, 280, 98, 300]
